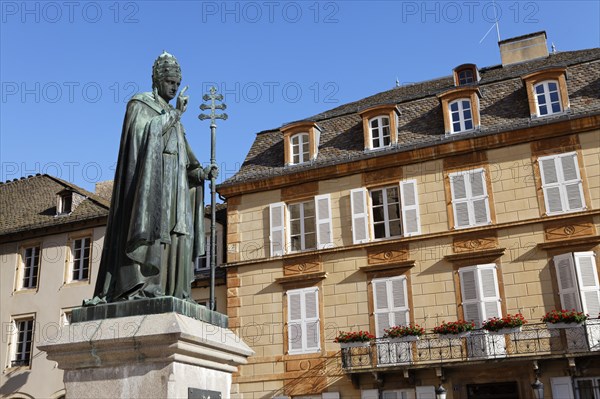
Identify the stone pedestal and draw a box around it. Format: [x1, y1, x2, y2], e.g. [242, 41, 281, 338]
[38, 311, 253, 399]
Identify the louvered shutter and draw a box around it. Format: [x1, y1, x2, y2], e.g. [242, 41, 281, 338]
[269, 202, 285, 256]
[460, 268, 482, 326]
[288, 291, 303, 352]
[373, 279, 391, 338]
[350, 188, 370, 244]
[551, 377, 574, 399]
[479, 266, 501, 322]
[450, 173, 470, 228]
[539, 156, 564, 214]
[415, 386, 436, 399]
[573, 252, 600, 316]
[400, 180, 421, 236]
[560, 153, 585, 211]
[554, 253, 582, 311]
[470, 170, 490, 225]
[314, 194, 333, 249]
[391, 278, 410, 327]
[304, 288, 320, 351]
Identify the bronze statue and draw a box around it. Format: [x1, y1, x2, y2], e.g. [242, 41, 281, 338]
[87, 52, 216, 304]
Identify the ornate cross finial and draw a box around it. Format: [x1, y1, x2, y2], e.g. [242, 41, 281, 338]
[199, 86, 228, 126]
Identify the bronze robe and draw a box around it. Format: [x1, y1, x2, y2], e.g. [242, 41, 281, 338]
[91, 92, 204, 302]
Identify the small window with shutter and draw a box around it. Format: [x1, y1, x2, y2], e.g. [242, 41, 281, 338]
[350, 180, 421, 244]
[553, 252, 600, 316]
[458, 264, 501, 328]
[287, 287, 320, 354]
[538, 152, 586, 215]
[269, 195, 333, 257]
[449, 168, 491, 229]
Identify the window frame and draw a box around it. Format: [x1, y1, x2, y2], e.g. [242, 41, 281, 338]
[358, 104, 400, 151]
[286, 286, 321, 355]
[290, 132, 310, 165]
[448, 98, 474, 134]
[288, 200, 317, 252]
[534, 80, 563, 117]
[7, 315, 35, 369]
[372, 275, 410, 338]
[369, 186, 402, 240]
[368, 115, 392, 150]
[537, 151, 586, 216]
[68, 236, 92, 283]
[16, 244, 41, 291]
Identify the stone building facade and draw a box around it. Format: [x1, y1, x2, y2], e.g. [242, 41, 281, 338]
[218, 32, 600, 399]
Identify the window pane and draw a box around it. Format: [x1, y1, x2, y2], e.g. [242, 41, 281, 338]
[552, 103, 562, 113]
[373, 223, 386, 239]
[371, 190, 384, 206]
[371, 119, 379, 128]
[304, 233, 316, 250]
[548, 82, 557, 91]
[450, 102, 458, 111]
[389, 221, 402, 237]
[465, 120, 473, 130]
[303, 201, 315, 217]
[535, 84, 544, 94]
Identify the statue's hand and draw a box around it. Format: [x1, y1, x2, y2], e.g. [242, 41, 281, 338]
[204, 163, 219, 180]
[176, 85, 189, 114]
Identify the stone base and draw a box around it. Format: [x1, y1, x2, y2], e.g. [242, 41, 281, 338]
[38, 312, 253, 399]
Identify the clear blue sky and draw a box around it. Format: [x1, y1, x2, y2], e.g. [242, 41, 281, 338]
[1, 1, 599, 193]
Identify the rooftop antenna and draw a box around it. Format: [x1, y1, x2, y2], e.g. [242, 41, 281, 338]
[395, 77, 400, 87]
[551, 42, 557, 54]
[479, 0, 501, 43]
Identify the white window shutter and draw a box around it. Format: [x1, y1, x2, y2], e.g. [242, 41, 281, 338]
[460, 268, 482, 326]
[450, 174, 470, 228]
[479, 266, 501, 322]
[269, 202, 285, 257]
[470, 170, 490, 225]
[304, 288, 320, 351]
[361, 390, 379, 399]
[551, 377, 574, 399]
[373, 279, 391, 338]
[554, 253, 582, 311]
[560, 153, 585, 211]
[573, 252, 600, 317]
[315, 194, 333, 249]
[539, 156, 564, 214]
[287, 291, 303, 352]
[350, 188, 370, 244]
[391, 277, 410, 327]
[400, 179, 421, 236]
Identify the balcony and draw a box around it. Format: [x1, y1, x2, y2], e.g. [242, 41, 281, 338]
[340, 320, 600, 371]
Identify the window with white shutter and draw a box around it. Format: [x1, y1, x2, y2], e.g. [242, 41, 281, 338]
[287, 287, 320, 354]
[270, 195, 333, 256]
[459, 264, 501, 327]
[449, 169, 491, 229]
[538, 152, 586, 215]
[372, 276, 410, 338]
[554, 252, 600, 316]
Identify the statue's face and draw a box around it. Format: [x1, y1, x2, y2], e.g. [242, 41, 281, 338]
[156, 76, 181, 102]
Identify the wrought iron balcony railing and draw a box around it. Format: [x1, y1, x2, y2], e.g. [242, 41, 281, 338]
[340, 320, 600, 371]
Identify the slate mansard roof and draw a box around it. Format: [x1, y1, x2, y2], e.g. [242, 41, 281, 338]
[0, 174, 110, 238]
[220, 47, 600, 188]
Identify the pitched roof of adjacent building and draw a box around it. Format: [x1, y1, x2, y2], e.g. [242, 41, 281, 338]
[219, 47, 600, 188]
[0, 174, 110, 238]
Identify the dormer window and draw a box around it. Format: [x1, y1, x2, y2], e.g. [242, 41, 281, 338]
[291, 133, 310, 164]
[522, 68, 569, 118]
[438, 87, 481, 135]
[453, 64, 480, 86]
[57, 190, 73, 215]
[358, 104, 400, 151]
[56, 189, 86, 216]
[282, 121, 321, 166]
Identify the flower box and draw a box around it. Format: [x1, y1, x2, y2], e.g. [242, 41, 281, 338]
[439, 331, 471, 338]
[490, 326, 522, 335]
[339, 341, 371, 349]
[546, 322, 584, 329]
[541, 310, 588, 325]
[334, 330, 375, 346]
[388, 335, 420, 343]
[433, 320, 475, 336]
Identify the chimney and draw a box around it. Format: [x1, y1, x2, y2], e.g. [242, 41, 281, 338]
[499, 31, 549, 66]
